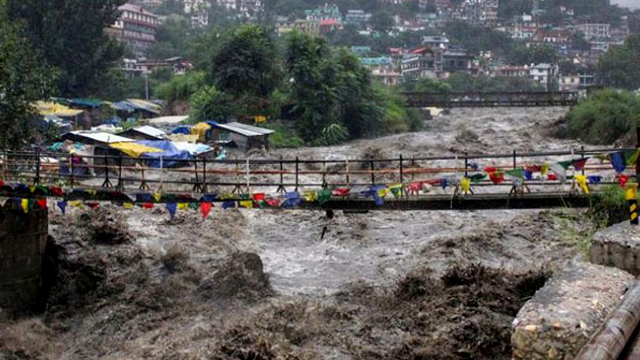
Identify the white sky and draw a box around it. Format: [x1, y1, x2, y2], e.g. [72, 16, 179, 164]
[611, 0, 640, 10]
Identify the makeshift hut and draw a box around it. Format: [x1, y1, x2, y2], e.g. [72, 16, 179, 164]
[52, 98, 108, 129]
[211, 122, 274, 152]
[118, 125, 167, 140]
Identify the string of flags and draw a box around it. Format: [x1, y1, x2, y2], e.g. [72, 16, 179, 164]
[0, 149, 639, 218]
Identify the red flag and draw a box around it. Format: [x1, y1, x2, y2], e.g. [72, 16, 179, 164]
[485, 166, 497, 173]
[489, 172, 504, 184]
[0, 179, 3, 188]
[265, 198, 281, 207]
[619, 175, 630, 187]
[142, 203, 154, 209]
[252, 193, 266, 201]
[332, 188, 350, 196]
[548, 173, 557, 180]
[50, 186, 64, 197]
[36, 199, 47, 209]
[572, 158, 589, 171]
[86, 202, 100, 210]
[200, 202, 212, 219]
[526, 165, 542, 173]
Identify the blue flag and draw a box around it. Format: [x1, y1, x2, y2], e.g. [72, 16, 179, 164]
[166, 202, 177, 219]
[57, 201, 67, 215]
[610, 151, 626, 174]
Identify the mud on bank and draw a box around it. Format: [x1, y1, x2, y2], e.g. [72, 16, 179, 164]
[0, 204, 589, 360]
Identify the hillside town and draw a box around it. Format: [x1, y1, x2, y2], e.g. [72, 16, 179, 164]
[112, 0, 635, 95]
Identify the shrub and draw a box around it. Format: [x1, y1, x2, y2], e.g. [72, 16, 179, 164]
[565, 89, 640, 145]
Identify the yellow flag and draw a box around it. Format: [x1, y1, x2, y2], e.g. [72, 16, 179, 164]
[152, 192, 162, 202]
[240, 200, 253, 209]
[378, 188, 389, 198]
[21, 199, 29, 213]
[87, 189, 97, 196]
[29, 185, 37, 193]
[70, 200, 83, 208]
[178, 203, 188, 210]
[124, 202, 134, 209]
[304, 190, 318, 202]
[541, 162, 549, 176]
[460, 178, 471, 194]
[575, 175, 590, 194]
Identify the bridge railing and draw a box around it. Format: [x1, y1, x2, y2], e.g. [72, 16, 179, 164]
[0, 148, 632, 198]
[402, 91, 579, 108]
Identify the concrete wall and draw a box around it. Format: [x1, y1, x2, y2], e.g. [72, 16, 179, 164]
[0, 207, 48, 314]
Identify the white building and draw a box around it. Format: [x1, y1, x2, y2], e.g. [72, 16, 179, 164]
[576, 23, 611, 40]
[529, 63, 558, 91]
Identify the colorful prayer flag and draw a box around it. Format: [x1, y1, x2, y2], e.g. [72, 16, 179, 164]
[166, 203, 177, 219]
[21, 199, 29, 213]
[57, 201, 67, 214]
[574, 175, 589, 194]
[610, 152, 626, 173]
[200, 202, 212, 219]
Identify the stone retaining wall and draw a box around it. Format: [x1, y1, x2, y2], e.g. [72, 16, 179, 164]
[0, 207, 48, 314]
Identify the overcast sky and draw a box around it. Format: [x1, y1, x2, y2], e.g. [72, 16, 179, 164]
[612, 0, 640, 10]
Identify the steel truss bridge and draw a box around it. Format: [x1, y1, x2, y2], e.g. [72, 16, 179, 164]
[0, 147, 632, 211]
[403, 91, 580, 108]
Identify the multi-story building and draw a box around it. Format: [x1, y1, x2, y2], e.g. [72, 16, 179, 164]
[442, 47, 471, 73]
[529, 63, 559, 91]
[401, 46, 443, 79]
[422, 35, 450, 49]
[492, 65, 529, 78]
[305, 4, 342, 23]
[275, 18, 320, 36]
[107, 4, 158, 57]
[344, 10, 371, 27]
[575, 23, 611, 41]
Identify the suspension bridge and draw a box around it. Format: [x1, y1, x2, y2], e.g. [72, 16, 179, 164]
[0, 147, 632, 211]
[403, 91, 580, 108]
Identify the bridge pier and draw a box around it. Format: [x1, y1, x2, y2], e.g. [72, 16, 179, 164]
[0, 207, 48, 315]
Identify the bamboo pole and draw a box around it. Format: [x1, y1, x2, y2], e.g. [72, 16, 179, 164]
[574, 280, 640, 360]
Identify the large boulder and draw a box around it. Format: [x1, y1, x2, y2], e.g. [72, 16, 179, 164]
[511, 262, 633, 360]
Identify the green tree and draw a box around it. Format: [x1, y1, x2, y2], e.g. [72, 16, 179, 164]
[285, 31, 339, 141]
[507, 44, 558, 65]
[211, 25, 280, 101]
[597, 35, 640, 90]
[565, 89, 640, 144]
[0, 1, 57, 148]
[7, 0, 125, 97]
[370, 10, 395, 32]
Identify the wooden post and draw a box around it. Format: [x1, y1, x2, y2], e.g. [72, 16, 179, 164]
[35, 149, 40, 185]
[277, 157, 285, 193]
[464, 152, 469, 177]
[295, 156, 299, 191]
[370, 160, 375, 185]
[345, 159, 350, 187]
[411, 156, 416, 181]
[574, 280, 640, 360]
[202, 157, 207, 193]
[116, 155, 123, 192]
[513, 150, 517, 169]
[581, 145, 586, 176]
[69, 154, 74, 188]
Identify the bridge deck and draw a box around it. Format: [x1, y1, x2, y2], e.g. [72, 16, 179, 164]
[403, 91, 579, 108]
[0, 147, 630, 211]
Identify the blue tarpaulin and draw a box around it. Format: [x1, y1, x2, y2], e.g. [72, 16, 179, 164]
[136, 140, 192, 168]
[171, 125, 192, 134]
[111, 101, 137, 112]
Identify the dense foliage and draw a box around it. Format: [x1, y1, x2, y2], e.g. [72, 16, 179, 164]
[565, 89, 640, 144]
[0, 0, 56, 148]
[597, 35, 640, 90]
[6, 0, 125, 97]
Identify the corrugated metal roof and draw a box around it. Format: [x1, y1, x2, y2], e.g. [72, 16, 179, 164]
[148, 115, 189, 125]
[130, 125, 167, 138]
[70, 131, 136, 144]
[214, 122, 275, 137]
